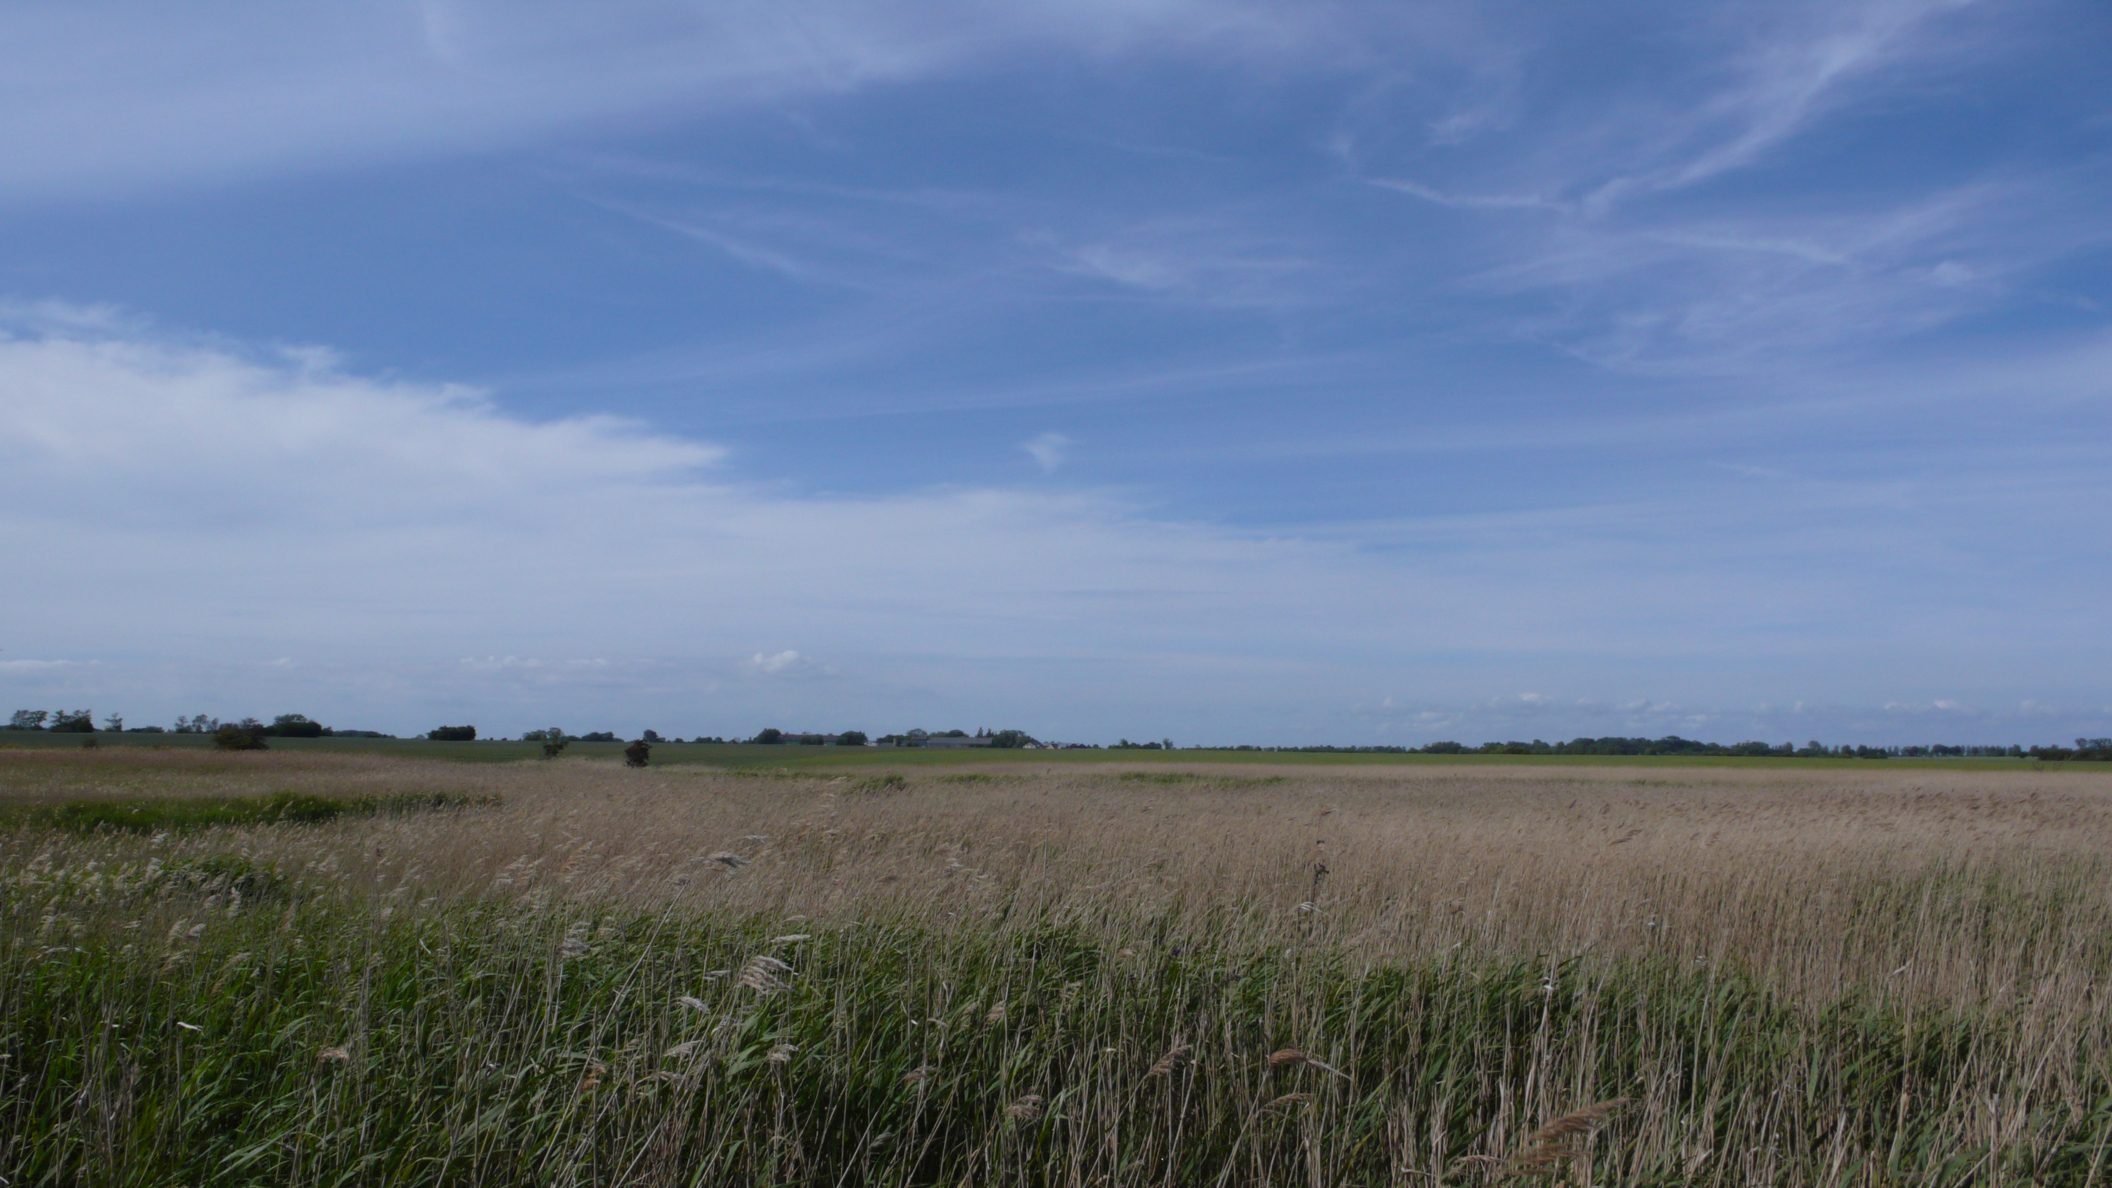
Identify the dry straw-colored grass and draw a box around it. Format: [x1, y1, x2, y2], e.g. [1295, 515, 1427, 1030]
[10, 749, 2108, 1012]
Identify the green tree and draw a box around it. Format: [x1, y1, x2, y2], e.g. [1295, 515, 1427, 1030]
[213, 722, 268, 751]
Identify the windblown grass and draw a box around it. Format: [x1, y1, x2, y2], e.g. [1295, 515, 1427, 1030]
[4, 752, 2111, 1185]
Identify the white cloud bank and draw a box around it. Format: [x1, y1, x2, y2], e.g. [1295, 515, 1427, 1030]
[1, 307, 2106, 742]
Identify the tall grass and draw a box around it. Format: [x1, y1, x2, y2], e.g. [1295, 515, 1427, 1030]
[4, 752, 2111, 1185]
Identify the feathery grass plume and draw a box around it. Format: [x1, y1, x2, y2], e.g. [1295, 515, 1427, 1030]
[675, 995, 709, 1013]
[1506, 1098, 1630, 1175]
[770, 933, 811, 945]
[1268, 1047, 1348, 1078]
[578, 1062, 605, 1093]
[709, 851, 748, 868]
[663, 1040, 704, 1059]
[317, 1047, 350, 1063]
[984, 1001, 1007, 1024]
[1003, 1094, 1043, 1122]
[902, 1065, 934, 1086]
[766, 1043, 797, 1065]
[739, 954, 793, 993]
[1146, 1044, 1192, 1077]
[1261, 1092, 1312, 1113]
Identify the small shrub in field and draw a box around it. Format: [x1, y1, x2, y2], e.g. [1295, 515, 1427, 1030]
[852, 773, 908, 792]
[213, 723, 268, 751]
[623, 739, 651, 768]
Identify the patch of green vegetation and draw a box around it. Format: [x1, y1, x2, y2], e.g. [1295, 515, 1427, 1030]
[2, 894, 2102, 1186]
[1114, 771, 1287, 788]
[934, 773, 1025, 785]
[725, 766, 836, 781]
[0, 790, 495, 833]
[851, 773, 909, 792]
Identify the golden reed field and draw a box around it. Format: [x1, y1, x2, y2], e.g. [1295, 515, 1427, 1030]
[4, 747, 2110, 1186]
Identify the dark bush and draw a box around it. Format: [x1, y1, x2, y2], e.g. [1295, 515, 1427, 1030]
[268, 713, 325, 738]
[213, 723, 268, 751]
[427, 725, 477, 741]
[836, 730, 869, 746]
[623, 739, 651, 768]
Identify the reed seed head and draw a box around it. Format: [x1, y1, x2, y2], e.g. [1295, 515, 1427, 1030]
[1147, 1044, 1192, 1077]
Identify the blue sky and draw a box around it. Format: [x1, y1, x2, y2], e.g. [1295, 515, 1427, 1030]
[2, 0, 2108, 745]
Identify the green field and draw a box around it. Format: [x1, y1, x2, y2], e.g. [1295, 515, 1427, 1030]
[0, 730, 2061, 772]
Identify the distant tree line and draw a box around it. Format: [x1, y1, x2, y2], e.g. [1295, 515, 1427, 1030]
[1228, 736, 2112, 761]
[12, 710, 2108, 762]
[5, 710, 391, 739]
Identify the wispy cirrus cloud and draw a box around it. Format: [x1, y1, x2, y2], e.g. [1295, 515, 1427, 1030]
[0, 0, 1415, 203]
[1022, 432, 1072, 473]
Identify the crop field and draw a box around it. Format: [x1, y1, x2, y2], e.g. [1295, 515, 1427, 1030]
[4, 749, 2111, 1186]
